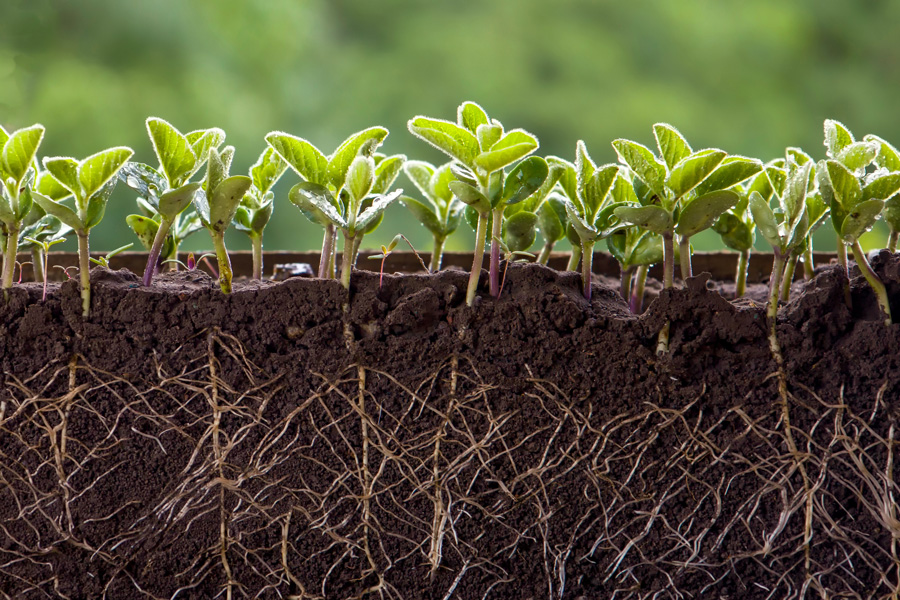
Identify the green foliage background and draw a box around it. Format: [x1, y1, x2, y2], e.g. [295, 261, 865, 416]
[2, 0, 898, 254]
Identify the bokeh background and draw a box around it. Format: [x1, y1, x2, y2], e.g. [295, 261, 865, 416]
[2, 0, 899, 255]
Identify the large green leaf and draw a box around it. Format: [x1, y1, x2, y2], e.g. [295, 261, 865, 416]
[583, 165, 619, 216]
[653, 123, 692, 170]
[146, 118, 196, 187]
[840, 198, 884, 243]
[265, 132, 328, 186]
[693, 156, 763, 196]
[207, 175, 252, 232]
[42, 157, 81, 198]
[1, 124, 44, 189]
[474, 129, 539, 172]
[401, 195, 443, 236]
[748, 191, 782, 249]
[674, 190, 739, 237]
[372, 154, 406, 195]
[824, 119, 854, 158]
[666, 149, 726, 198]
[346, 155, 375, 202]
[37, 171, 74, 201]
[158, 182, 202, 220]
[326, 127, 388, 190]
[250, 147, 288, 194]
[408, 116, 479, 168]
[30, 192, 83, 231]
[78, 147, 133, 199]
[448, 180, 490, 214]
[611, 139, 667, 198]
[288, 181, 345, 228]
[503, 210, 538, 252]
[864, 134, 900, 172]
[458, 102, 490, 134]
[502, 156, 548, 207]
[862, 172, 900, 202]
[836, 141, 877, 172]
[825, 160, 861, 209]
[613, 205, 673, 234]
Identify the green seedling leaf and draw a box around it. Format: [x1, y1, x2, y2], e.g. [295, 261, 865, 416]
[610, 173, 639, 205]
[613, 205, 673, 234]
[42, 157, 81, 197]
[126, 214, 160, 250]
[347, 155, 375, 201]
[825, 160, 861, 209]
[449, 162, 478, 186]
[712, 213, 754, 252]
[584, 165, 619, 216]
[537, 195, 566, 243]
[748, 191, 781, 249]
[632, 231, 664, 266]
[372, 154, 405, 194]
[0, 195, 13, 223]
[694, 156, 763, 196]
[786, 146, 813, 166]
[403, 161, 434, 198]
[549, 156, 577, 202]
[16, 186, 34, 221]
[612, 139, 667, 198]
[885, 196, 900, 231]
[327, 126, 388, 190]
[840, 198, 884, 242]
[84, 180, 116, 229]
[289, 181, 345, 227]
[355, 189, 402, 233]
[865, 134, 900, 172]
[207, 175, 252, 233]
[458, 102, 490, 133]
[78, 147, 134, 199]
[158, 182, 202, 220]
[0, 125, 8, 148]
[1, 124, 44, 189]
[265, 132, 328, 185]
[783, 161, 813, 223]
[836, 141, 878, 172]
[250, 201, 273, 234]
[863, 172, 900, 202]
[666, 149, 726, 198]
[118, 162, 165, 203]
[400, 195, 443, 235]
[146, 117, 196, 187]
[474, 129, 539, 172]
[824, 119, 854, 158]
[37, 171, 74, 201]
[674, 190, 739, 237]
[574, 140, 596, 209]
[502, 156, 548, 206]
[449, 180, 490, 214]
[476, 123, 503, 152]
[408, 116, 479, 168]
[503, 210, 538, 252]
[564, 200, 597, 240]
[31, 192, 83, 231]
[187, 128, 226, 171]
[653, 123, 692, 170]
[250, 147, 288, 194]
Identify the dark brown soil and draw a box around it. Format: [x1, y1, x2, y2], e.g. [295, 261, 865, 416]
[1, 252, 899, 599]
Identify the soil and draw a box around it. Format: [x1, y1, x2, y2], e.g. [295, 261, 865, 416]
[1, 252, 899, 599]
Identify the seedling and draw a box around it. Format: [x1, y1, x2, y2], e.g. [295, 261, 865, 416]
[191, 145, 253, 294]
[863, 133, 900, 252]
[232, 147, 288, 279]
[32, 146, 133, 316]
[400, 160, 464, 271]
[612, 124, 760, 287]
[535, 192, 570, 265]
[23, 233, 66, 301]
[493, 236, 535, 298]
[89, 243, 133, 268]
[607, 226, 663, 312]
[0, 124, 45, 298]
[369, 234, 429, 287]
[501, 158, 564, 261]
[408, 102, 547, 305]
[162, 251, 214, 271]
[120, 118, 224, 285]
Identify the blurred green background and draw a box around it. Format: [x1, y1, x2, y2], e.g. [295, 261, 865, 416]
[2, 0, 899, 255]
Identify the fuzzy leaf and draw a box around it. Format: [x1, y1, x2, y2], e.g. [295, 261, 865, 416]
[502, 156, 548, 207]
[42, 157, 81, 198]
[355, 189, 402, 233]
[401, 195, 443, 236]
[674, 190, 739, 238]
[250, 202, 273, 234]
[30, 192, 83, 231]
[265, 132, 328, 186]
[449, 180, 490, 214]
[825, 160, 861, 210]
[538, 196, 566, 243]
[432, 163, 455, 205]
[840, 199, 884, 243]
[653, 123, 692, 170]
[836, 141, 878, 172]
[474, 129, 539, 172]
[37, 171, 74, 201]
[613, 205, 673, 234]
[207, 176, 252, 233]
[289, 182, 344, 227]
[865, 134, 900, 172]
[250, 147, 288, 194]
[612, 139, 667, 198]
[408, 116, 479, 168]
[503, 210, 537, 252]
[666, 149, 726, 198]
[118, 162, 165, 203]
[748, 191, 782, 249]
[458, 102, 490, 133]
[146, 118, 196, 187]
[824, 119, 854, 158]
[79, 147, 133, 200]
[327, 127, 388, 190]
[694, 156, 763, 196]
[372, 154, 405, 194]
[783, 161, 812, 224]
[187, 128, 226, 174]
[549, 156, 577, 202]
[610, 173, 639, 205]
[158, 182, 202, 220]
[84, 180, 115, 229]
[574, 140, 597, 206]
[125, 214, 160, 251]
[1, 124, 44, 188]
[564, 199, 597, 241]
[583, 165, 619, 217]
[884, 196, 900, 231]
[403, 160, 435, 200]
[476, 123, 503, 152]
[347, 155, 375, 201]
[862, 172, 900, 202]
[712, 212, 754, 252]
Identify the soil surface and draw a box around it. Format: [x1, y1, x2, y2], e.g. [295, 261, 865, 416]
[1, 253, 899, 599]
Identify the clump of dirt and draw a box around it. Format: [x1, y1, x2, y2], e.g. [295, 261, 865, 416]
[0, 261, 898, 599]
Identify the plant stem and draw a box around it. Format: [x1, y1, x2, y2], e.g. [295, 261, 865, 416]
[429, 235, 445, 273]
[767, 249, 785, 357]
[465, 213, 488, 306]
[631, 264, 648, 314]
[319, 225, 334, 279]
[489, 207, 503, 297]
[566, 244, 582, 272]
[890, 230, 899, 254]
[77, 231, 91, 317]
[836, 239, 852, 308]
[41, 248, 49, 302]
[143, 217, 172, 286]
[351, 234, 363, 267]
[802, 243, 815, 280]
[851, 240, 892, 326]
[251, 233, 263, 280]
[2, 224, 18, 299]
[735, 249, 749, 298]
[536, 241, 554, 265]
[581, 240, 595, 301]
[678, 234, 692, 280]
[32, 248, 44, 285]
[662, 231, 674, 288]
[211, 231, 233, 294]
[780, 253, 798, 303]
[620, 265, 634, 303]
[340, 233, 354, 289]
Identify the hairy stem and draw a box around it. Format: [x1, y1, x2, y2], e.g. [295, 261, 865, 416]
[211, 230, 232, 294]
[2, 224, 18, 298]
[837, 238, 852, 308]
[465, 213, 488, 306]
[319, 224, 334, 279]
[851, 240, 892, 326]
[250, 233, 263, 280]
[41, 248, 49, 302]
[429, 235, 445, 273]
[662, 231, 674, 288]
[566, 244, 582, 272]
[341, 233, 354, 289]
[536, 240, 554, 265]
[77, 231, 91, 317]
[631, 264, 648, 314]
[735, 249, 749, 298]
[678, 234, 692, 280]
[581, 240, 595, 301]
[802, 243, 815, 280]
[142, 217, 172, 286]
[620, 265, 634, 303]
[489, 207, 503, 297]
[31, 248, 43, 286]
[780, 253, 798, 303]
[890, 230, 899, 254]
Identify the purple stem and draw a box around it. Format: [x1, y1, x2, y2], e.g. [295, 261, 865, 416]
[143, 218, 172, 286]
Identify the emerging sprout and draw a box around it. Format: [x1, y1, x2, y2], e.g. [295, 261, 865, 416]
[23, 230, 67, 302]
[89, 243, 133, 268]
[233, 147, 288, 279]
[400, 160, 464, 272]
[33, 146, 133, 316]
[369, 233, 428, 287]
[607, 226, 663, 313]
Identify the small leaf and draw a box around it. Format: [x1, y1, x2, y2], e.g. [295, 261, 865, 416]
[884, 196, 900, 231]
[611, 139, 667, 198]
[503, 211, 538, 252]
[693, 156, 763, 196]
[502, 156, 549, 206]
[265, 132, 328, 185]
[42, 157, 81, 197]
[653, 123, 692, 170]
[674, 190, 739, 237]
[825, 160, 861, 209]
[408, 116, 479, 168]
[250, 146, 288, 194]
[631, 231, 664, 267]
[537, 196, 565, 243]
[613, 205, 673, 234]
[748, 191, 782, 249]
[250, 202, 273, 234]
[786, 147, 813, 166]
[208, 175, 253, 233]
[474, 129, 539, 172]
[666, 149, 726, 198]
[355, 190, 402, 233]
[449, 180, 491, 214]
[863, 172, 900, 202]
[146, 117, 196, 187]
[864, 134, 900, 172]
[836, 141, 878, 172]
[37, 171, 73, 201]
[403, 160, 435, 200]
[233, 206, 252, 232]
[126, 214, 160, 251]
[16, 185, 33, 221]
[347, 155, 375, 201]
[583, 165, 619, 217]
[476, 123, 503, 152]
[824, 119, 854, 158]
[84, 180, 115, 229]
[30, 192, 83, 231]
[400, 195, 443, 236]
[563, 199, 597, 242]
[78, 146, 134, 199]
[159, 182, 202, 220]
[187, 128, 226, 176]
[327, 127, 388, 190]
[840, 199, 884, 243]
[783, 161, 813, 224]
[609, 173, 639, 205]
[458, 102, 490, 133]
[289, 181, 345, 228]
[1, 124, 44, 188]
[431, 163, 455, 205]
[574, 140, 597, 206]
[549, 156, 577, 202]
[372, 154, 406, 194]
[118, 162, 165, 202]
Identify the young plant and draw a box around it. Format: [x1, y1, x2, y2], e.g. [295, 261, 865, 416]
[501, 158, 564, 261]
[32, 146, 133, 316]
[89, 244, 133, 268]
[191, 146, 252, 294]
[535, 192, 570, 265]
[369, 233, 429, 287]
[16, 173, 74, 286]
[0, 124, 45, 298]
[612, 124, 759, 287]
[119, 118, 224, 285]
[23, 233, 66, 301]
[288, 152, 404, 288]
[232, 147, 288, 279]
[863, 134, 900, 252]
[266, 127, 392, 279]
[400, 160, 464, 272]
[408, 101, 546, 305]
[607, 225, 663, 312]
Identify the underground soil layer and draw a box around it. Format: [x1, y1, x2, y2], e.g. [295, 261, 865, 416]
[1, 253, 899, 599]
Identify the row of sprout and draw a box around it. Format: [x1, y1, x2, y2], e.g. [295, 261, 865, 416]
[0, 101, 898, 327]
